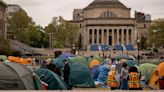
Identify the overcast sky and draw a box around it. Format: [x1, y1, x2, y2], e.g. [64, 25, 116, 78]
[5, 0, 164, 27]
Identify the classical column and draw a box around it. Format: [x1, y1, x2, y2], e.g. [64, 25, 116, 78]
[107, 30, 109, 45]
[112, 29, 115, 46]
[88, 29, 90, 44]
[121, 29, 124, 45]
[101, 29, 104, 44]
[126, 29, 129, 44]
[96, 29, 99, 44]
[117, 29, 119, 44]
[131, 29, 134, 45]
[92, 29, 94, 44]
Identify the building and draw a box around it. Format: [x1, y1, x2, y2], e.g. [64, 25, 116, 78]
[0, 0, 7, 39]
[7, 4, 26, 18]
[71, 0, 151, 49]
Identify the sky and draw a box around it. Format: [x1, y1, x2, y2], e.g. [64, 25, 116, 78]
[5, 0, 164, 27]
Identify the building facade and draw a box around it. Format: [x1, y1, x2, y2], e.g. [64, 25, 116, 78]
[71, 0, 151, 49]
[0, 0, 7, 39]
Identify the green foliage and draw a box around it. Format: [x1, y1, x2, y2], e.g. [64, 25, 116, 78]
[45, 16, 79, 48]
[148, 20, 164, 47]
[0, 39, 12, 55]
[7, 11, 49, 48]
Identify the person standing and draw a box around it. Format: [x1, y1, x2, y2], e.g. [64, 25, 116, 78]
[63, 60, 71, 88]
[120, 63, 128, 90]
[128, 66, 141, 90]
[108, 65, 119, 90]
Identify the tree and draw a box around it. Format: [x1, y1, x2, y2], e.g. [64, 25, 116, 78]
[148, 20, 164, 48]
[7, 11, 48, 48]
[45, 16, 79, 48]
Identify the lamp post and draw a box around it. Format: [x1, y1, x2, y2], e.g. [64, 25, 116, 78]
[153, 30, 157, 48]
[137, 38, 140, 65]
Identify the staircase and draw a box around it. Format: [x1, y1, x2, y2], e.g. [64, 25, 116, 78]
[10, 40, 46, 55]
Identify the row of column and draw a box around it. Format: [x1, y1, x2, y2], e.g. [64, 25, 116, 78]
[88, 28, 134, 46]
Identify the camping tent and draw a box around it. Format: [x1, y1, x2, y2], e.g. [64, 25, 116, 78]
[35, 68, 68, 90]
[125, 60, 137, 67]
[69, 62, 95, 88]
[0, 62, 37, 90]
[89, 59, 100, 69]
[52, 57, 71, 68]
[149, 62, 164, 89]
[112, 54, 133, 60]
[139, 63, 157, 82]
[0, 55, 7, 61]
[70, 56, 88, 66]
[91, 55, 104, 63]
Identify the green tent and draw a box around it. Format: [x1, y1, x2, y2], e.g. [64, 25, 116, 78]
[52, 57, 71, 68]
[69, 62, 95, 88]
[35, 68, 69, 90]
[70, 56, 88, 66]
[0, 62, 38, 90]
[0, 55, 7, 61]
[125, 60, 138, 67]
[92, 55, 104, 62]
[139, 63, 157, 82]
[112, 54, 133, 60]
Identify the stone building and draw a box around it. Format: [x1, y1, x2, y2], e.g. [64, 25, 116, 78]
[71, 0, 151, 49]
[0, 0, 7, 39]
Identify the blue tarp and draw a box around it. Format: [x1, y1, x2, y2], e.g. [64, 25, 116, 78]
[90, 65, 100, 81]
[125, 44, 135, 51]
[96, 64, 110, 83]
[114, 45, 123, 51]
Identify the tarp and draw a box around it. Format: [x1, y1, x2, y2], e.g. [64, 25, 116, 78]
[149, 62, 164, 89]
[0, 62, 37, 90]
[139, 63, 157, 82]
[90, 65, 100, 81]
[35, 68, 68, 90]
[70, 56, 88, 66]
[96, 64, 110, 83]
[0, 55, 7, 61]
[89, 59, 100, 69]
[69, 62, 95, 88]
[8, 56, 32, 65]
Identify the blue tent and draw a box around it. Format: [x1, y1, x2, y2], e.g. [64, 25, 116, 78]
[59, 53, 74, 58]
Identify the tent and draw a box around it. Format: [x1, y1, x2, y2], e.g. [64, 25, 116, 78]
[0, 62, 38, 90]
[0, 55, 7, 61]
[69, 62, 95, 88]
[59, 53, 74, 58]
[112, 54, 133, 60]
[70, 56, 88, 66]
[139, 63, 157, 82]
[96, 64, 110, 83]
[35, 68, 69, 90]
[89, 59, 100, 69]
[125, 60, 137, 67]
[90, 65, 99, 81]
[149, 62, 164, 89]
[91, 55, 104, 62]
[52, 57, 71, 68]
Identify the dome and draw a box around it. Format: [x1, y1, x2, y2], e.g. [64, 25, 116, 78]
[85, 0, 128, 10]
